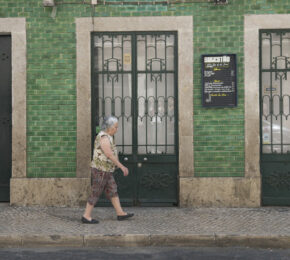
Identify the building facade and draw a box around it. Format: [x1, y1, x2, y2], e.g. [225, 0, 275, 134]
[0, 0, 290, 207]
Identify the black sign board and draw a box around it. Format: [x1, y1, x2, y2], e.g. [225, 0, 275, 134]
[202, 54, 237, 107]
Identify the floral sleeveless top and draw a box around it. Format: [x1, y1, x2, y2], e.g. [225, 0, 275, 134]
[91, 131, 118, 172]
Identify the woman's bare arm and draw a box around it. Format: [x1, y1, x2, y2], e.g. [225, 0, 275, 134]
[100, 136, 129, 176]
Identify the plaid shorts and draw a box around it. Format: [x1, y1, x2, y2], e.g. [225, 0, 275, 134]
[87, 168, 118, 206]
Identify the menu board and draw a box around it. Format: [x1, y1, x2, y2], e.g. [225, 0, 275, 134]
[202, 54, 237, 107]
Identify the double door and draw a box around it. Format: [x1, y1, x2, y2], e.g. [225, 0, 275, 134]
[91, 32, 178, 206]
[0, 36, 12, 202]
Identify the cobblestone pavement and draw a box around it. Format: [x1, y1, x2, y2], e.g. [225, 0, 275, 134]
[0, 205, 290, 248]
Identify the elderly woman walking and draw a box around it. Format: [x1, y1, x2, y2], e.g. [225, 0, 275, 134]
[82, 116, 134, 224]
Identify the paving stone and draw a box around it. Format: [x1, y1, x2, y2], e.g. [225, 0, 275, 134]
[0, 205, 290, 248]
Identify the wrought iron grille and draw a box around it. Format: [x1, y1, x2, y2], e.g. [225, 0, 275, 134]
[260, 30, 290, 154]
[92, 32, 178, 155]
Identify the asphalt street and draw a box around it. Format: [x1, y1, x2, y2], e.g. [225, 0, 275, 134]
[1, 247, 290, 260]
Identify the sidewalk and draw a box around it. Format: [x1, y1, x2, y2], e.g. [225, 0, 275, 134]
[0, 204, 290, 248]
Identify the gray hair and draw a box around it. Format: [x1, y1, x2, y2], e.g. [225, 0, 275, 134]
[101, 116, 118, 131]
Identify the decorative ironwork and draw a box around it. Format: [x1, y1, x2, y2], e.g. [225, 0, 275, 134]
[260, 30, 290, 154]
[147, 58, 166, 82]
[0, 117, 11, 126]
[140, 172, 174, 190]
[1, 52, 9, 61]
[92, 32, 177, 155]
[264, 171, 290, 190]
[114, 172, 131, 190]
[137, 34, 176, 154]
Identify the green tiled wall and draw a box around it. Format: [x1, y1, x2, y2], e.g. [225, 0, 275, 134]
[1, 0, 289, 177]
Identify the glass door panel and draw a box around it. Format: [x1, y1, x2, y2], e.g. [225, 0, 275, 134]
[93, 34, 133, 155]
[137, 34, 176, 155]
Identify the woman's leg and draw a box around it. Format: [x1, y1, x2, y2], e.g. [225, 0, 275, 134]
[83, 202, 94, 220]
[105, 173, 126, 216]
[110, 196, 127, 216]
[83, 169, 106, 220]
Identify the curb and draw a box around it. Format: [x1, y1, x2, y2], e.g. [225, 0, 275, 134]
[1, 234, 290, 249]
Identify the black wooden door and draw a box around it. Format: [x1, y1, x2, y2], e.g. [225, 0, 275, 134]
[0, 36, 12, 202]
[91, 32, 178, 206]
